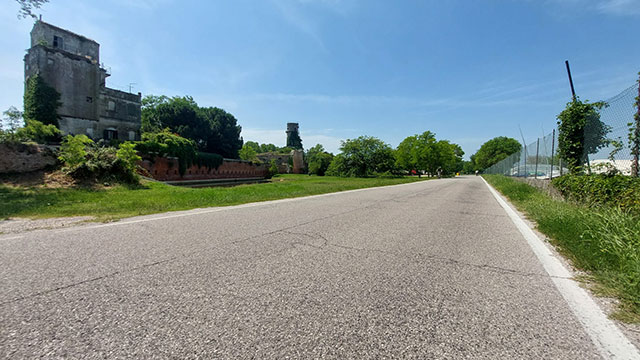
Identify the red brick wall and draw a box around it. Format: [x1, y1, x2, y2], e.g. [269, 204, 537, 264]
[140, 157, 268, 181]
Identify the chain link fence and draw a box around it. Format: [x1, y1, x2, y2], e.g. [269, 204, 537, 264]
[484, 80, 640, 178]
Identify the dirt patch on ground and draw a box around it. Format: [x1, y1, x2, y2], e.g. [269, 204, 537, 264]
[0, 170, 76, 188]
[0, 216, 95, 235]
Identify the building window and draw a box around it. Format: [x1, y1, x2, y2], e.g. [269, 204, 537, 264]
[107, 100, 115, 111]
[127, 103, 137, 116]
[103, 129, 118, 140]
[53, 35, 63, 49]
[128, 131, 136, 141]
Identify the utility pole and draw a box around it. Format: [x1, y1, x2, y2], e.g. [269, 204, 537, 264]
[565, 60, 576, 101]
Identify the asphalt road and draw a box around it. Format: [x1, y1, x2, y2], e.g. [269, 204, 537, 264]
[0, 176, 616, 358]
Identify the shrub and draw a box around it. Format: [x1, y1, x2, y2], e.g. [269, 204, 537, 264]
[68, 144, 139, 184]
[59, 134, 93, 169]
[136, 130, 198, 175]
[552, 174, 640, 214]
[59, 136, 139, 184]
[195, 152, 223, 169]
[16, 119, 61, 144]
[1, 106, 60, 144]
[327, 136, 396, 177]
[557, 98, 609, 174]
[268, 159, 279, 178]
[116, 142, 142, 174]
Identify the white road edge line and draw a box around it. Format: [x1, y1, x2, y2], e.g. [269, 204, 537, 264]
[0, 178, 430, 240]
[482, 177, 639, 360]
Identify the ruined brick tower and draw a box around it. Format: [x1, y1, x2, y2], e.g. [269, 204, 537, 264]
[24, 21, 141, 141]
[286, 122, 302, 150]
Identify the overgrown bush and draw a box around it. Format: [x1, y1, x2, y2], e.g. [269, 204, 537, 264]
[557, 98, 610, 174]
[116, 142, 142, 175]
[136, 129, 198, 175]
[59, 135, 139, 184]
[195, 152, 223, 169]
[268, 159, 279, 178]
[552, 174, 640, 214]
[59, 134, 93, 169]
[1, 106, 60, 144]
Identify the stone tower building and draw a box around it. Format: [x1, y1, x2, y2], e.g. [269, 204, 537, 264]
[24, 21, 141, 141]
[286, 122, 302, 149]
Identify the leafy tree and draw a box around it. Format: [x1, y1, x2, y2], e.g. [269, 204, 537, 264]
[462, 160, 475, 174]
[326, 136, 395, 177]
[306, 144, 334, 176]
[1, 106, 24, 131]
[18, 120, 61, 144]
[59, 135, 93, 169]
[435, 140, 464, 175]
[239, 143, 258, 162]
[140, 95, 169, 133]
[15, 0, 48, 19]
[24, 74, 62, 127]
[268, 159, 279, 177]
[259, 143, 278, 153]
[116, 142, 142, 175]
[1, 106, 60, 144]
[557, 98, 609, 174]
[135, 129, 198, 175]
[243, 141, 261, 153]
[198, 106, 243, 158]
[472, 136, 521, 170]
[395, 131, 463, 176]
[141, 95, 243, 158]
[395, 135, 419, 174]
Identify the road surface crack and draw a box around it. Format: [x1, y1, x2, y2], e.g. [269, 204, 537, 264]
[0, 258, 174, 307]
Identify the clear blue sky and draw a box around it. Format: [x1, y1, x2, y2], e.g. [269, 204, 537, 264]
[2, 0, 639, 157]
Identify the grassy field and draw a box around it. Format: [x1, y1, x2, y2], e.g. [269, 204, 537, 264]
[484, 174, 640, 323]
[0, 174, 425, 221]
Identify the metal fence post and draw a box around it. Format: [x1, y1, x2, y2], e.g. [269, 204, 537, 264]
[550, 129, 555, 180]
[535, 138, 540, 179]
[633, 77, 640, 177]
[524, 145, 527, 178]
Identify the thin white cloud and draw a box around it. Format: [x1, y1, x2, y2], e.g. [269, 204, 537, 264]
[271, 0, 326, 50]
[595, 0, 640, 15]
[544, 0, 640, 16]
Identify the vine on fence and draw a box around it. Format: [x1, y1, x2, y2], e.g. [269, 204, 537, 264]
[557, 98, 609, 174]
[629, 72, 640, 177]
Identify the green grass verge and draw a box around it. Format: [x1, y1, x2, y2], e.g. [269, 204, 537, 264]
[0, 174, 426, 221]
[483, 174, 640, 322]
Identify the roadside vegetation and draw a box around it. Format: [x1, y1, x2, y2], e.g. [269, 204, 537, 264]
[0, 174, 426, 221]
[484, 174, 640, 322]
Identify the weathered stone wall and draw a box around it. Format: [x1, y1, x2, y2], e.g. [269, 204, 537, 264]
[31, 21, 100, 61]
[140, 157, 268, 181]
[292, 150, 304, 174]
[0, 143, 58, 174]
[24, 21, 141, 141]
[25, 46, 101, 122]
[256, 152, 292, 174]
